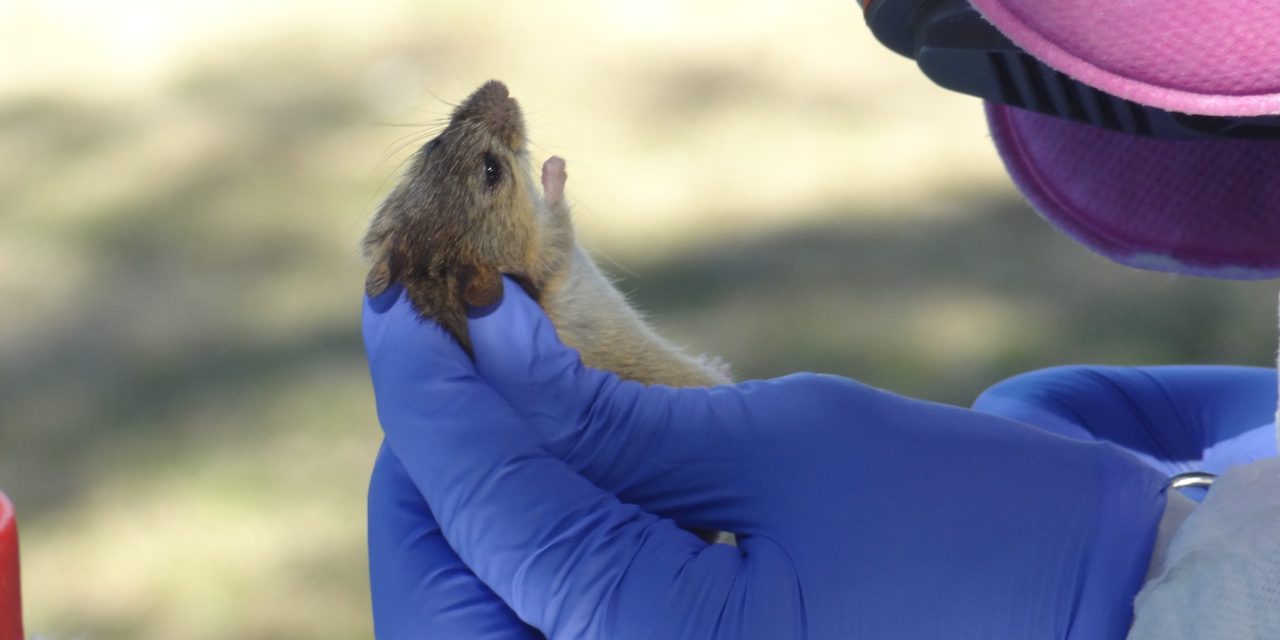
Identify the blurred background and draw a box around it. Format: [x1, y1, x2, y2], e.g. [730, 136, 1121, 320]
[1, 0, 1276, 637]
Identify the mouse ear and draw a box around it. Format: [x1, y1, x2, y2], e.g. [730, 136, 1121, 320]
[365, 250, 399, 297]
[461, 264, 503, 307]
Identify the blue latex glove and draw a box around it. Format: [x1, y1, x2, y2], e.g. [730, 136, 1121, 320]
[363, 279, 1174, 640]
[974, 365, 1279, 495]
[367, 442, 540, 639]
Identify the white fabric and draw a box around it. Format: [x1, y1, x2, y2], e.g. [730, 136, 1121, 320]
[1127, 457, 1280, 639]
[1144, 490, 1196, 583]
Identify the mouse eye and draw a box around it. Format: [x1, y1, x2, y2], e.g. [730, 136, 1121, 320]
[482, 152, 502, 190]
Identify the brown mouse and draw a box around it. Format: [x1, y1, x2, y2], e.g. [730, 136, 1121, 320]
[362, 80, 730, 387]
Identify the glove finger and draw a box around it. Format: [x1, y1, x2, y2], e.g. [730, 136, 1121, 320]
[368, 442, 540, 639]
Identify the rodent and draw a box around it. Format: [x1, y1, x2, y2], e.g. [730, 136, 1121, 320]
[362, 80, 731, 388]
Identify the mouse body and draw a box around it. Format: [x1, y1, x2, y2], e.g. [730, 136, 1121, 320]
[362, 80, 731, 388]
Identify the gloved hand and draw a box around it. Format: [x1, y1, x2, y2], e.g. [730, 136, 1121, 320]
[363, 278, 1171, 640]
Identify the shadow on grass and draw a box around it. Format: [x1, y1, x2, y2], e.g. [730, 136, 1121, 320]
[0, 53, 375, 520]
[614, 195, 1278, 404]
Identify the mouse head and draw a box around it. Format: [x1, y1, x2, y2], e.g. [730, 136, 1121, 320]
[363, 80, 541, 308]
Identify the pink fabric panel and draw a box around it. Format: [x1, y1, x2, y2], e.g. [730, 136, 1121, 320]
[969, 0, 1280, 116]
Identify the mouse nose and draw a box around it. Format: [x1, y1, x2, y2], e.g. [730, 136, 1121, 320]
[477, 79, 509, 102]
[454, 80, 525, 148]
[462, 80, 516, 123]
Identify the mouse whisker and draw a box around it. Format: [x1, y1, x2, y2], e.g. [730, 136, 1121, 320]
[378, 130, 438, 165]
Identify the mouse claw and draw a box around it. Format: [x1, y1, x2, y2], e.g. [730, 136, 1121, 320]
[541, 156, 567, 207]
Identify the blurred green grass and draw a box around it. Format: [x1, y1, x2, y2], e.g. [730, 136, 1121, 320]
[1, 1, 1276, 638]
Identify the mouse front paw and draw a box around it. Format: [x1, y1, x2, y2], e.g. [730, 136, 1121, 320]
[541, 156, 567, 207]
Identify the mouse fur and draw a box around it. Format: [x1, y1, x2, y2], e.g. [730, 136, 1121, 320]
[362, 80, 730, 387]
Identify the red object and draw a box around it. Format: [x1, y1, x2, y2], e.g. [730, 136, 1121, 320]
[0, 491, 22, 640]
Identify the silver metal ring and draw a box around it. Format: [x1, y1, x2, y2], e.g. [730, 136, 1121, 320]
[1169, 471, 1217, 490]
